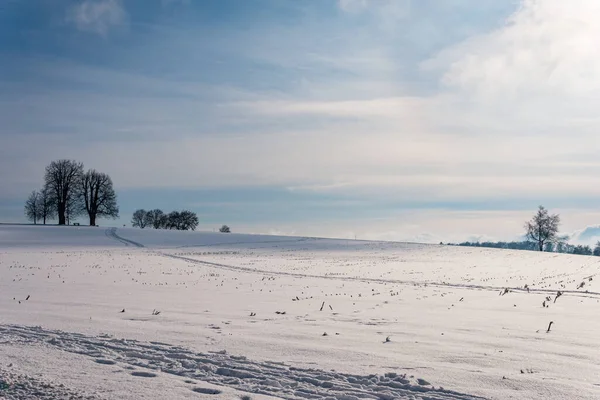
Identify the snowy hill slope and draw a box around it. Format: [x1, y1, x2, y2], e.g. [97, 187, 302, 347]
[1, 225, 600, 399]
[0, 224, 304, 250]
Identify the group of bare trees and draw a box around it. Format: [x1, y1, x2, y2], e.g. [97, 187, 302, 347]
[24, 160, 119, 226]
[130, 209, 230, 232]
[131, 209, 199, 231]
[24, 187, 54, 225]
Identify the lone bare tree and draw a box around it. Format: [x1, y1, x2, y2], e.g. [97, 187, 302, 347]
[24, 190, 41, 224]
[132, 209, 148, 228]
[37, 186, 55, 224]
[81, 169, 119, 226]
[525, 206, 560, 251]
[44, 160, 84, 225]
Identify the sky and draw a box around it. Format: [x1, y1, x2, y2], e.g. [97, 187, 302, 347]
[3, 0, 600, 243]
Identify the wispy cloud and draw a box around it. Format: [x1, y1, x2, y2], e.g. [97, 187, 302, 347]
[423, 0, 600, 132]
[66, 0, 126, 35]
[337, 0, 411, 32]
[4, 0, 600, 240]
[432, 0, 600, 97]
[337, 0, 410, 17]
[337, 0, 369, 13]
[161, 0, 190, 6]
[232, 97, 425, 118]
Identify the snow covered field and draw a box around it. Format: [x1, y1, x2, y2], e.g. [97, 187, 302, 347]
[1, 225, 600, 399]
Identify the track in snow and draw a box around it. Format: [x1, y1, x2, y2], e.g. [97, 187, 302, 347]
[103, 227, 600, 301]
[0, 324, 484, 400]
[105, 228, 145, 248]
[160, 251, 600, 299]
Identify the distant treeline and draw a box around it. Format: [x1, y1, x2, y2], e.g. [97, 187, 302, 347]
[131, 209, 199, 231]
[131, 208, 231, 233]
[448, 240, 600, 256]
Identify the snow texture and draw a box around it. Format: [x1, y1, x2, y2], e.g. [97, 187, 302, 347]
[1, 224, 600, 399]
[0, 324, 481, 400]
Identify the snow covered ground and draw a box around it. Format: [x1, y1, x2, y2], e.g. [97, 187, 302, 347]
[1, 225, 600, 399]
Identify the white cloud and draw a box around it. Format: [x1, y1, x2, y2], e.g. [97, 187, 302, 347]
[423, 0, 600, 139]
[7, 0, 600, 240]
[11, 0, 600, 206]
[433, 0, 600, 98]
[232, 97, 425, 119]
[569, 225, 600, 245]
[66, 0, 126, 35]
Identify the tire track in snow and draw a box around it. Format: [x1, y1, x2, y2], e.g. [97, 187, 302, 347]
[158, 252, 600, 299]
[104, 228, 145, 248]
[0, 324, 485, 400]
[107, 227, 303, 249]
[175, 237, 312, 249]
[108, 228, 600, 298]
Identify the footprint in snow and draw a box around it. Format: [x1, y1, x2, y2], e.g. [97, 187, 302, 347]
[94, 359, 116, 365]
[192, 387, 222, 395]
[131, 371, 157, 378]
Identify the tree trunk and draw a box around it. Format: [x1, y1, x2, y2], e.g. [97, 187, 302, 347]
[89, 214, 96, 227]
[58, 203, 66, 225]
[43, 215, 46, 225]
[539, 241, 544, 251]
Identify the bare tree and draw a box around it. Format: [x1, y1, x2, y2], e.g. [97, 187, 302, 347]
[166, 210, 198, 230]
[166, 211, 181, 230]
[179, 210, 198, 231]
[157, 213, 169, 229]
[44, 160, 84, 225]
[24, 190, 41, 224]
[132, 209, 148, 228]
[219, 225, 231, 233]
[145, 209, 165, 229]
[80, 169, 119, 226]
[525, 206, 560, 251]
[65, 190, 84, 225]
[38, 186, 55, 225]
